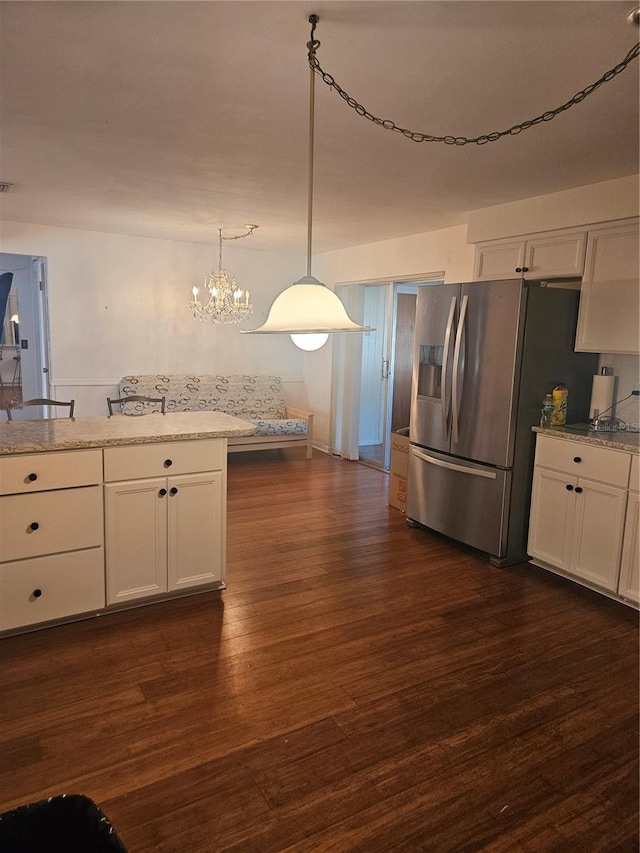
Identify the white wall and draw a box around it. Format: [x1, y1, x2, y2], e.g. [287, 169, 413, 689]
[0, 221, 310, 416]
[467, 174, 639, 243]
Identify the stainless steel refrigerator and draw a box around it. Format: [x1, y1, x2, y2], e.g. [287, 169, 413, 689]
[406, 279, 598, 566]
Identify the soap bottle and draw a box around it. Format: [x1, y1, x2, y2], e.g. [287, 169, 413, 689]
[551, 383, 568, 426]
[540, 393, 554, 428]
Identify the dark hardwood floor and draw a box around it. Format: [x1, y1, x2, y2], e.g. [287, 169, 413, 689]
[1, 448, 638, 852]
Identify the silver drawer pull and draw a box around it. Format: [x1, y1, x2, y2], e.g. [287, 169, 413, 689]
[413, 448, 497, 479]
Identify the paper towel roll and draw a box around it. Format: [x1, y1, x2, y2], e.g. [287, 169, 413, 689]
[589, 374, 615, 419]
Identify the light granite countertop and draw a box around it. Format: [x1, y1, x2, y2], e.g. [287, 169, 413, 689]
[533, 425, 640, 454]
[0, 411, 257, 455]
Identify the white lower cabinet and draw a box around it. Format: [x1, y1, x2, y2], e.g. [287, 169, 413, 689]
[567, 478, 627, 591]
[0, 449, 105, 631]
[528, 434, 636, 602]
[0, 437, 228, 634]
[618, 456, 640, 604]
[104, 440, 225, 605]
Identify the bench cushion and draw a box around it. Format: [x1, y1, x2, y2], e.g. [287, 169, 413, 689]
[251, 418, 308, 436]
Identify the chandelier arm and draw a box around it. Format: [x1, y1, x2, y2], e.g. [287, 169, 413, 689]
[307, 17, 640, 146]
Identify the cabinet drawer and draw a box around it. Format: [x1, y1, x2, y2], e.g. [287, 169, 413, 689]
[535, 435, 630, 487]
[103, 439, 225, 482]
[0, 486, 103, 562]
[0, 548, 105, 631]
[0, 449, 103, 496]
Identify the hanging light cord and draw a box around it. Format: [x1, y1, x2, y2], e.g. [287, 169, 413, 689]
[307, 15, 639, 146]
[306, 18, 318, 279]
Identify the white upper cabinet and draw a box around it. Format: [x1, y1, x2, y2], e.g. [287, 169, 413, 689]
[473, 230, 587, 281]
[575, 220, 640, 355]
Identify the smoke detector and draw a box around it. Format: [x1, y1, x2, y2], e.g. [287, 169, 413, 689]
[0, 182, 15, 193]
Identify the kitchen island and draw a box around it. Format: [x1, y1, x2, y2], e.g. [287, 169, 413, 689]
[528, 425, 639, 607]
[0, 412, 256, 635]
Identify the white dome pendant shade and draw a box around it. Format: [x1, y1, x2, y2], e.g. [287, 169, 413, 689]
[247, 276, 371, 335]
[243, 15, 373, 351]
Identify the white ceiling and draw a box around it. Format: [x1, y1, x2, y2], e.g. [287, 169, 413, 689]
[0, 1, 638, 255]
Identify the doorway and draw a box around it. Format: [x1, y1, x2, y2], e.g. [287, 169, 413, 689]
[0, 254, 51, 418]
[332, 276, 443, 470]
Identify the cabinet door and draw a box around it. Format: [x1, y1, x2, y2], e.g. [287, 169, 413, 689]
[473, 241, 525, 280]
[619, 491, 640, 604]
[528, 468, 576, 571]
[575, 220, 640, 354]
[524, 231, 586, 279]
[570, 480, 627, 592]
[105, 479, 168, 604]
[167, 472, 224, 591]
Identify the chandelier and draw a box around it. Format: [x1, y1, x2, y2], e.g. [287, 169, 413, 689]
[190, 224, 257, 324]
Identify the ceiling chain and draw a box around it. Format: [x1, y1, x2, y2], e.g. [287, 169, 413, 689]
[306, 15, 640, 146]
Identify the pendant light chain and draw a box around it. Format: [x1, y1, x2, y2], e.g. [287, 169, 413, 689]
[307, 15, 639, 146]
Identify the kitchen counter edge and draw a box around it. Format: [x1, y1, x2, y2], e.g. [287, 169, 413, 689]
[0, 412, 257, 455]
[532, 425, 640, 454]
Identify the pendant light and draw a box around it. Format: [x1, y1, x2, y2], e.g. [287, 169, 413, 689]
[243, 14, 373, 351]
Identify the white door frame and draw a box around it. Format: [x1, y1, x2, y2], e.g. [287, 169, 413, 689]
[0, 253, 51, 418]
[331, 272, 445, 463]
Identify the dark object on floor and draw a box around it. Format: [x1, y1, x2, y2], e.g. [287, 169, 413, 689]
[0, 794, 127, 852]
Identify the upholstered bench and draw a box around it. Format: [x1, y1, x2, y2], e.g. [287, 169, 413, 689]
[117, 374, 314, 458]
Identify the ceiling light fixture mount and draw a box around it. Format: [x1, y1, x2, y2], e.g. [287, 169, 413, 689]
[243, 14, 373, 351]
[190, 224, 258, 325]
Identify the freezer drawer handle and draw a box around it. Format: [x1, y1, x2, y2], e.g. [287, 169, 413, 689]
[413, 448, 497, 479]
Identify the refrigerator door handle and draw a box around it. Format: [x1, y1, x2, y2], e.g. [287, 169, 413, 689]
[412, 447, 498, 480]
[440, 296, 457, 436]
[451, 293, 468, 445]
